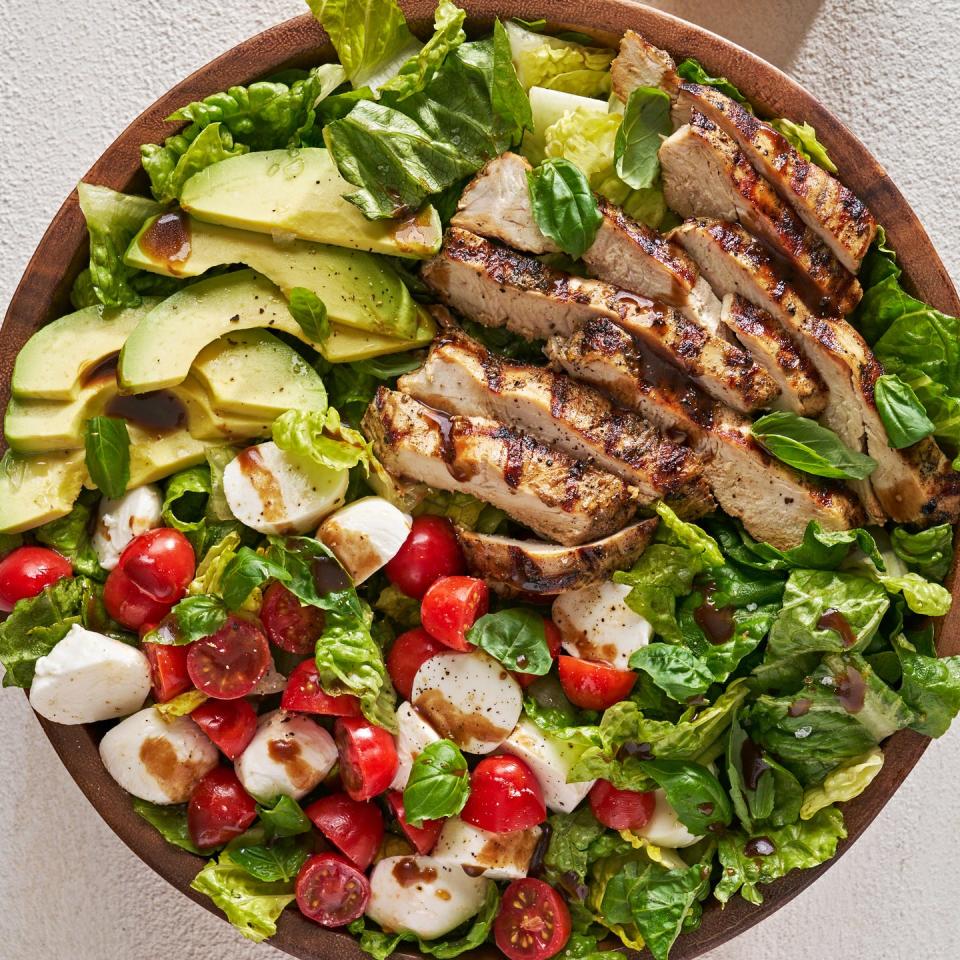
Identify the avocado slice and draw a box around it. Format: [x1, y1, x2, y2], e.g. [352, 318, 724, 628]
[127, 427, 209, 488]
[11, 299, 159, 401]
[180, 148, 441, 259]
[125, 214, 419, 339]
[321, 306, 437, 362]
[0, 450, 88, 534]
[5, 379, 117, 453]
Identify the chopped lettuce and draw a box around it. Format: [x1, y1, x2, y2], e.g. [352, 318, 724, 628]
[891, 523, 954, 582]
[769, 118, 837, 173]
[799, 747, 884, 820]
[35, 491, 105, 580]
[413, 488, 507, 534]
[505, 20, 614, 97]
[272, 407, 373, 473]
[132, 799, 201, 854]
[893, 633, 960, 737]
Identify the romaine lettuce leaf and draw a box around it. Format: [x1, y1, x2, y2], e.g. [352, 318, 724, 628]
[891, 523, 954, 582]
[893, 633, 960, 737]
[272, 407, 373, 473]
[412, 489, 506, 534]
[34, 491, 105, 580]
[132, 798, 202, 854]
[628, 644, 715, 702]
[799, 747, 884, 820]
[505, 20, 614, 97]
[769, 118, 837, 173]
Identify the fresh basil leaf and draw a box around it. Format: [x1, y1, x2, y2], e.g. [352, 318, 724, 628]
[257, 796, 312, 838]
[83, 416, 131, 499]
[287, 287, 330, 343]
[675, 57, 750, 104]
[149, 595, 228, 644]
[614, 87, 671, 190]
[403, 739, 470, 826]
[227, 833, 312, 883]
[466, 608, 551, 675]
[874, 373, 935, 448]
[542, 806, 608, 884]
[751, 411, 877, 480]
[628, 644, 714, 702]
[638, 759, 732, 834]
[220, 548, 289, 611]
[132, 798, 202, 854]
[527, 158, 603, 259]
[768, 118, 837, 173]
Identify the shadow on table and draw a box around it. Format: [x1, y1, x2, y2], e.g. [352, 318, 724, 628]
[641, 0, 825, 70]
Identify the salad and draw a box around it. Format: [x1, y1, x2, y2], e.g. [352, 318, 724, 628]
[2, 2, 960, 959]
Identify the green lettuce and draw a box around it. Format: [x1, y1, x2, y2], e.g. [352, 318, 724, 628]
[769, 118, 837, 173]
[675, 58, 749, 105]
[799, 747, 884, 819]
[638, 760, 732, 834]
[891, 523, 954, 582]
[34, 491, 105, 580]
[505, 20, 614, 96]
[628, 644, 715, 702]
[413, 488, 506, 533]
[132, 799, 202, 854]
[272, 407, 373, 473]
[893, 633, 960, 737]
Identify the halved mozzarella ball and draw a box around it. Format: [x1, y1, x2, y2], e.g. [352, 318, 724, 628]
[432, 817, 541, 880]
[552, 580, 652, 668]
[99, 707, 217, 804]
[318, 496, 412, 585]
[92, 484, 163, 570]
[234, 710, 337, 801]
[223, 441, 348, 535]
[411, 650, 522, 755]
[634, 788, 702, 849]
[500, 717, 594, 813]
[390, 702, 441, 791]
[367, 856, 491, 940]
[29, 624, 151, 725]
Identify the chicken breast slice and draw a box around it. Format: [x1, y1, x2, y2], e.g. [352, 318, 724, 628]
[545, 317, 867, 549]
[611, 29, 680, 101]
[362, 388, 640, 546]
[421, 228, 779, 414]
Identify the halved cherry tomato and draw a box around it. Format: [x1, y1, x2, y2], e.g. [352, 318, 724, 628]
[334, 717, 398, 802]
[420, 576, 489, 651]
[460, 756, 546, 834]
[142, 641, 191, 703]
[385, 515, 465, 599]
[305, 792, 384, 870]
[260, 582, 325, 655]
[0, 546, 72, 613]
[515, 620, 562, 690]
[385, 790, 444, 855]
[104, 529, 195, 629]
[187, 615, 271, 700]
[386, 627, 447, 701]
[191, 698, 258, 760]
[495, 878, 571, 960]
[588, 780, 656, 831]
[187, 766, 257, 850]
[296, 852, 370, 927]
[281, 659, 362, 716]
[557, 656, 636, 710]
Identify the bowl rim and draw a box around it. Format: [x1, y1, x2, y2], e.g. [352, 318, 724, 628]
[2, 3, 959, 959]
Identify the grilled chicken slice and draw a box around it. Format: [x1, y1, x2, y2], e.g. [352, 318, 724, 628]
[659, 114, 862, 316]
[362, 388, 640, 546]
[611, 29, 679, 101]
[397, 329, 714, 518]
[421, 228, 778, 414]
[545, 317, 867, 548]
[672, 218, 960, 525]
[456, 520, 659, 596]
[453, 153, 723, 334]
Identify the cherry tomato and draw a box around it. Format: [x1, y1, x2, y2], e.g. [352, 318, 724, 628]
[142, 641, 191, 703]
[588, 780, 656, 832]
[387, 628, 447, 701]
[305, 792, 384, 870]
[460, 756, 546, 834]
[515, 620, 562, 690]
[557, 656, 636, 710]
[104, 529, 195, 629]
[0, 546, 72, 613]
[281, 659, 362, 716]
[384, 515, 465, 599]
[334, 717, 398, 802]
[191, 698, 258, 760]
[420, 576, 489, 651]
[187, 766, 257, 850]
[385, 790, 444, 856]
[187, 615, 271, 700]
[260, 582, 325, 655]
[296, 852, 370, 927]
[495, 878, 571, 960]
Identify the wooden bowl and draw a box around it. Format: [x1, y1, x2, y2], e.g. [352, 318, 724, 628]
[2, 3, 958, 958]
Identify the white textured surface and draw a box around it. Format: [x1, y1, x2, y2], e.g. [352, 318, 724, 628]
[1, 0, 960, 957]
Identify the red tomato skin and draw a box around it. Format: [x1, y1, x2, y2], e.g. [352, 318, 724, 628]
[460, 756, 546, 834]
[104, 568, 173, 630]
[494, 879, 572, 960]
[296, 853, 371, 927]
[384, 516, 465, 599]
[0, 546, 72, 612]
[386, 628, 447, 701]
[117, 528, 195, 603]
[385, 791, 444, 855]
[588, 780, 656, 832]
[420, 576, 489, 651]
[260, 582, 326, 655]
[187, 766, 257, 850]
[515, 620, 562, 689]
[191, 699, 258, 760]
[334, 717, 399, 802]
[305, 792, 384, 870]
[187, 615, 271, 700]
[557, 656, 637, 710]
[142, 642, 191, 703]
[281, 659, 362, 717]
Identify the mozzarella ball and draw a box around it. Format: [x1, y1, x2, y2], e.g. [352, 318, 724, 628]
[390, 702, 442, 791]
[432, 817, 541, 880]
[92, 484, 163, 570]
[318, 496, 412, 585]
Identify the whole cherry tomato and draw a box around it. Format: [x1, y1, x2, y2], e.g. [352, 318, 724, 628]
[0, 546, 72, 613]
[385, 516, 465, 599]
[186, 615, 271, 700]
[191, 698, 258, 760]
[296, 853, 370, 927]
[557, 656, 636, 710]
[515, 620, 562, 690]
[460, 756, 546, 834]
[385, 790, 444, 856]
[281, 659, 361, 717]
[494, 879, 571, 960]
[260, 582, 325, 655]
[588, 780, 656, 832]
[386, 628, 447, 701]
[142, 641, 191, 703]
[187, 766, 257, 850]
[334, 717, 398, 802]
[420, 576, 489, 651]
[305, 792, 384, 870]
